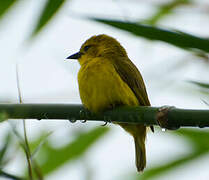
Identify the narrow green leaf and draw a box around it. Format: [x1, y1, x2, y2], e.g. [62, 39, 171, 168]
[0, 133, 11, 166]
[0, 112, 8, 122]
[0, 0, 17, 19]
[202, 100, 209, 106]
[37, 127, 109, 175]
[188, 80, 209, 89]
[94, 18, 209, 52]
[30, 0, 66, 37]
[174, 129, 209, 150]
[0, 169, 23, 180]
[139, 129, 209, 179]
[31, 131, 53, 158]
[140, 152, 207, 180]
[146, 0, 191, 25]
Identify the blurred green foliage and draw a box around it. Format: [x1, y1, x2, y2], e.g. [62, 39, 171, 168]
[30, 0, 67, 38]
[189, 81, 209, 90]
[94, 18, 209, 53]
[3, 125, 109, 179]
[30, 126, 109, 176]
[0, 0, 17, 19]
[0, 169, 23, 180]
[139, 129, 209, 179]
[145, 0, 191, 25]
[0, 133, 11, 167]
[0, 0, 209, 179]
[0, 112, 8, 123]
[0, 133, 24, 180]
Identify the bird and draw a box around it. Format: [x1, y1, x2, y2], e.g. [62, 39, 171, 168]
[67, 34, 152, 172]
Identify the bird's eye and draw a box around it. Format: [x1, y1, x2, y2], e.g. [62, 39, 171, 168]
[84, 45, 91, 52]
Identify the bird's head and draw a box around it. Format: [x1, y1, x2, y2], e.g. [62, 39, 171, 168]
[66, 34, 127, 65]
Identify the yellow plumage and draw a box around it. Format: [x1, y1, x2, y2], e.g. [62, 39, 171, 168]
[78, 58, 138, 112]
[67, 34, 151, 172]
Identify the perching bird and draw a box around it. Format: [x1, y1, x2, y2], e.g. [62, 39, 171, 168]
[67, 34, 152, 172]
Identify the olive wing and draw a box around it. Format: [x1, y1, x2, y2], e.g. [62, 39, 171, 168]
[112, 58, 154, 132]
[112, 58, 150, 106]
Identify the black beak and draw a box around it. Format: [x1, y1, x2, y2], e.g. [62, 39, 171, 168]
[66, 52, 82, 59]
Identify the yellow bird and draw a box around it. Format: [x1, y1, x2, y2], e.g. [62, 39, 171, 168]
[67, 34, 152, 172]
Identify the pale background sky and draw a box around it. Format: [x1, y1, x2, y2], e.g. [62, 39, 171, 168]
[0, 0, 209, 180]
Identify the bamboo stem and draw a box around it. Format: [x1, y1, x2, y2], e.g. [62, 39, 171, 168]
[0, 104, 209, 129]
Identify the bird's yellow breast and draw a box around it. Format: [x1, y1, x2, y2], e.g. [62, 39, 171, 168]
[78, 58, 139, 113]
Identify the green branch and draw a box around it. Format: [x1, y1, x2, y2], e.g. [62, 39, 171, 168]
[0, 104, 209, 129]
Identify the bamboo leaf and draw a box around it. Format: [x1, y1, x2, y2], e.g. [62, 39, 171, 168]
[30, 0, 66, 38]
[140, 152, 207, 180]
[0, 0, 17, 19]
[145, 0, 191, 25]
[202, 100, 209, 106]
[139, 129, 209, 179]
[31, 131, 53, 158]
[36, 127, 109, 175]
[188, 80, 209, 89]
[93, 18, 209, 53]
[0, 112, 8, 122]
[0, 133, 11, 166]
[174, 129, 209, 150]
[0, 169, 23, 180]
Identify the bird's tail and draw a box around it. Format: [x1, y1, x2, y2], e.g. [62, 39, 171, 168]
[118, 123, 146, 172]
[133, 130, 146, 172]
